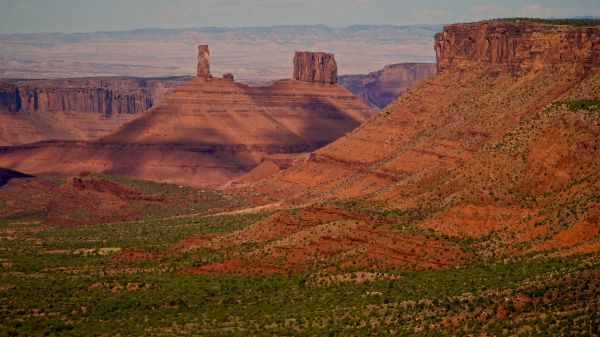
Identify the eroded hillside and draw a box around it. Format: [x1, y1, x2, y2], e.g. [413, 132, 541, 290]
[231, 19, 600, 262]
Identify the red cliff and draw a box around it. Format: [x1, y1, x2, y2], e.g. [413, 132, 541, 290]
[0, 77, 187, 115]
[435, 19, 600, 72]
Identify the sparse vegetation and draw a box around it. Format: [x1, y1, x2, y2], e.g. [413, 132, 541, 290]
[0, 174, 598, 335]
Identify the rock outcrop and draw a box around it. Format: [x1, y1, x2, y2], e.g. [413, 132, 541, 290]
[435, 19, 600, 72]
[339, 63, 437, 108]
[197, 45, 212, 78]
[293, 52, 337, 84]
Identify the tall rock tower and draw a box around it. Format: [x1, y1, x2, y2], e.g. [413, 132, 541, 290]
[197, 45, 212, 78]
[293, 52, 338, 84]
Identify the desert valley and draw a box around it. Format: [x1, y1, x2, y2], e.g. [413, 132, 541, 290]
[0, 6, 599, 336]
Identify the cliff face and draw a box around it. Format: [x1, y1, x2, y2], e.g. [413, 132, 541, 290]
[339, 63, 437, 108]
[17, 86, 152, 116]
[293, 52, 338, 84]
[0, 77, 188, 115]
[435, 20, 600, 72]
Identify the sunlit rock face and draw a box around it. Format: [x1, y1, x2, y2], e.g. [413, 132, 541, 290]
[435, 19, 600, 72]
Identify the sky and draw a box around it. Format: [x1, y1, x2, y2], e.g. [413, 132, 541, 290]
[0, 0, 599, 34]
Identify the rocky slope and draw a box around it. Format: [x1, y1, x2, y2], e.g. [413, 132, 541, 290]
[233, 19, 600, 259]
[0, 77, 189, 144]
[339, 63, 436, 108]
[0, 49, 373, 187]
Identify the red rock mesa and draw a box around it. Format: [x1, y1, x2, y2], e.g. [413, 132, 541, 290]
[0, 46, 373, 187]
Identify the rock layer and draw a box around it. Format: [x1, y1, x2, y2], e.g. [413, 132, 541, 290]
[339, 63, 437, 108]
[435, 19, 600, 72]
[293, 52, 337, 84]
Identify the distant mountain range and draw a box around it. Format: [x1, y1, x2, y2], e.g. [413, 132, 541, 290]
[0, 24, 440, 83]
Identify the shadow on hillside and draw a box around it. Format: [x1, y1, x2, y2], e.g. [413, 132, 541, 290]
[0, 167, 34, 187]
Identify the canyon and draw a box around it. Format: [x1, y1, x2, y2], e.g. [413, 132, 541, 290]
[0, 48, 373, 187]
[1, 18, 599, 336]
[338, 63, 437, 108]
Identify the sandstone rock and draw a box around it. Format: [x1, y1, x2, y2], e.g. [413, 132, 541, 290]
[339, 63, 437, 108]
[435, 19, 600, 72]
[223, 73, 234, 81]
[293, 52, 337, 84]
[197, 45, 212, 78]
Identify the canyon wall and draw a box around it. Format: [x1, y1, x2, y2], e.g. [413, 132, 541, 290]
[0, 77, 188, 115]
[339, 63, 437, 108]
[435, 19, 600, 72]
[293, 52, 338, 84]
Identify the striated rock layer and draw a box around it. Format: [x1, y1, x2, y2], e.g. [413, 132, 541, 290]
[339, 63, 437, 108]
[0, 76, 373, 187]
[0, 77, 188, 144]
[293, 52, 338, 84]
[435, 19, 600, 72]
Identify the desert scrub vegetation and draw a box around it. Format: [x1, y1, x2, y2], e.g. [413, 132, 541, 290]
[1, 212, 598, 337]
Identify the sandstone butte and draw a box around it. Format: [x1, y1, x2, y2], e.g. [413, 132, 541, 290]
[338, 63, 437, 108]
[221, 19, 600, 260]
[0, 77, 189, 145]
[0, 47, 374, 187]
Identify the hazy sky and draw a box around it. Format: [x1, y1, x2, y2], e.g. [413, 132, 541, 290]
[1, 0, 599, 34]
